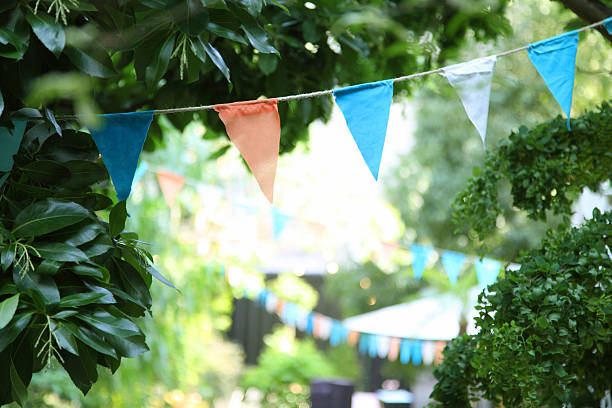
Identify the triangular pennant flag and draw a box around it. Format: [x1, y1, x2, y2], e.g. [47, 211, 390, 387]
[333, 79, 394, 180]
[265, 292, 278, 314]
[89, 111, 154, 201]
[156, 169, 185, 206]
[359, 333, 369, 355]
[377, 336, 390, 359]
[258, 289, 268, 307]
[0, 119, 27, 173]
[214, 100, 280, 203]
[347, 331, 360, 347]
[441, 56, 497, 144]
[475, 258, 501, 289]
[605, 16, 612, 35]
[271, 206, 293, 240]
[527, 31, 578, 129]
[306, 312, 315, 335]
[329, 321, 343, 346]
[131, 160, 148, 189]
[368, 334, 379, 358]
[410, 244, 433, 280]
[410, 339, 423, 365]
[388, 338, 401, 362]
[434, 341, 446, 365]
[399, 339, 411, 364]
[441, 251, 467, 284]
[296, 308, 309, 332]
[318, 316, 332, 340]
[422, 341, 435, 365]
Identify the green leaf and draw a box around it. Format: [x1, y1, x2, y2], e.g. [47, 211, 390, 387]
[241, 0, 263, 16]
[20, 159, 70, 184]
[46, 220, 104, 247]
[0, 27, 29, 59]
[145, 34, 175, 87]
[25, 11, 65, 57]
[1, 244, 15, 272]
[10, 360, 27, 406]
[241, 21, 278, 54]
[14, 271, 60, 307]
[206, 22, 247, 44]
[0, 294, 19, 330]
[0, 313, 32, 353]
[34, 242, 89, 262]
[207, 144, 231, 161]
[35, 260, 61, 275]
[12, 199, 89, 238]
[258, 53, 278, 75]
[176, 0, 210, 35]
[69, 264, 105, 280]
[76, 310, 141, 338]
[51, 323, 78, 355]
[148, 266, 177, 289]
[58, 292, 106, 308]
[67, 324, 118, 358]
[103, 332, 148, 358]
[0, 90, 3, 117]
[110, 200, 127, 237]
[62, 160, 108, 190]
[201, 40, 230, 82]
[64, 46, 116, 78]
[0, 119, 27, 172]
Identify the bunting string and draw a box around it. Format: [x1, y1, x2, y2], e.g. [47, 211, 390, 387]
[45, 17, 609, 120]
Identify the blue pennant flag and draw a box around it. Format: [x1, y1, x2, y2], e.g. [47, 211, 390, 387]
[359, 333, 369, 355]
[306, 313, 315, 335]
[605, 17, 612, 34]
[400, 339, 411, 364]
[258, 289, 268, 307]
[475, 258, 501, 289]
[441, 251, 467, 284]
[89, 111, 154, 201]
[271, 206, 293, 240]
[368, 334, 379, 358]
[527, 32, 578, 129]
[410, 244, 433, 280]
[329, 321, 343, 346]
[411, 339, 423, 365]
[333, 79, 394, 180]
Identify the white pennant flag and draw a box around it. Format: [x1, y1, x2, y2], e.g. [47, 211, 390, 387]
[441, 56, 497, 144]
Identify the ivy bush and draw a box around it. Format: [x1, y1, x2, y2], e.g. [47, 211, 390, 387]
[0, 113, 168, 406]
[453, 100, 612, 243]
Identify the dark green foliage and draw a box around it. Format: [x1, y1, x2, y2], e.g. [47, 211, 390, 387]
[453, 101, 612, 243]
[0, 0, 510, 154]
[432, 209, 612, 407]
[0, 115, 163, 406]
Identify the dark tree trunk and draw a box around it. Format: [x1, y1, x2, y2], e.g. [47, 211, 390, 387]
[556, 0, 612, 43]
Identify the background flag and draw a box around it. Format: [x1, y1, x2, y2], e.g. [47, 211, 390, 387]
[333, 80, 394, 180]
[214, 100, 280, 203]
[411, 339, 423, 365]
[377, 336, 390, 359]
[410, 244, 433, 280]
[441, 56, 497, 144]
[528, 32, 578, 129]
[400, 339, 411, 364]
[605, 17, 612, 34]
[475, 258, 502, 289]
[132, 160, 148, 189]
[157, 169, 185, 206]
[89, 111, 153, 201]
[368, 334, 379, 358]
[422, 341, 435, 365]
[388, 338, 401, 362]
[441, 251, 467, 284]
[271, 206, 293, 240]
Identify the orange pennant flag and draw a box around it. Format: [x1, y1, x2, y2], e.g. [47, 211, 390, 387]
[214, 99, 280, 203]
[157, 169, 185, 206]
[388, 337, 401, 362]
[434, 341, 446, 365]
[347, 331, 360, 346]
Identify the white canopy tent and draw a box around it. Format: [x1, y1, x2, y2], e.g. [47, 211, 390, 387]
[342, 288, 481, 341]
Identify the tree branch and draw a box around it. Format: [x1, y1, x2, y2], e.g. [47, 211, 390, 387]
[556, 0, 612, 43]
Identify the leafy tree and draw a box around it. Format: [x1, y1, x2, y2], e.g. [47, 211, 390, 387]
[430, 101, 612, 407]
[0, 0, 518, 403]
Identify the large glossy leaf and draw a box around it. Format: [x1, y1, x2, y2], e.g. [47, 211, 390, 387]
[14, 271, 60, 307]
[34, 243, 89, 263]
[0, 119, 27, 172]
[35, 260, 61, 275]
[64, 46, 116, 78]
[241, 0, 263, 16]
[68, 325, 117, 359]
[62, 160, 108, 190]
[102, 332, 148, 358]
[109, 201, 127, 238]
[50, 322, 78, 355]
[82, 281, 116, 304]
[58, 343, 96, 394]
[58, 292, 106, 308]
[13, 199, 89, 238]
[145, 34, 175, 87]
[1, 245, 15, 272]
[176, 0, 209, 35]
[46, 220, 104, 247]
[206, 22, 247, 44]
[0, 27, 29, 59]
[9, 360, 27, 407]
[25, 12, 65, 57]
[0, 313, 31, 353]
[69, 263, 108, 280]
[76, 310, 140, 338]
[20, 160, 70, 184]
[79, 236, 114, 258]
[147, 266, 177, 289]
[201, 39, 230, 82]
[229, 4, 277, 54]
[0, 294, 19, 330]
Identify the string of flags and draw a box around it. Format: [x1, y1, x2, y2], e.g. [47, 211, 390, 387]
[70, 18, 612, 205]
[223, 266, 447, 365]
[137, 162, 509, 286]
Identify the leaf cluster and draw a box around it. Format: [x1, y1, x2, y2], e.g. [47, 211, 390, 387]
[453, 100, 612, 243]
[0, 113, 169, 406]
[431, 209, 612, 407]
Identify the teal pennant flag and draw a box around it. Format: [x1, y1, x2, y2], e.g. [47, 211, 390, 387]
[333, 79, 394, 180]
[400, 339, 411, 364]
[271, 206, 293, 240]
[89, 111, 154, 201]
[475, 258, 501, 289]
[605, 17, 612, 34]
[410, 244, 433, 280]
[527, 31, 578, 129]
[411, 339, 423, 365]
[441, 251, 467, 284]
[0, 120, 27, 172]
[368, 334, 379, 358]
